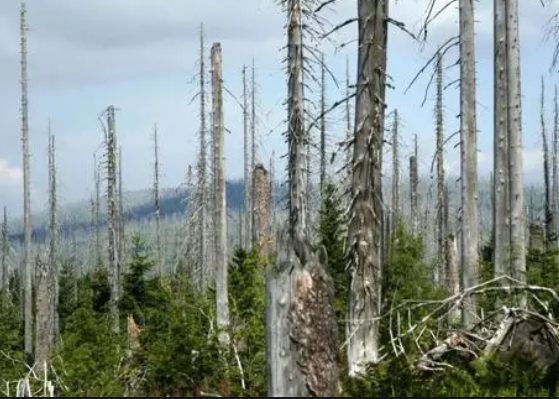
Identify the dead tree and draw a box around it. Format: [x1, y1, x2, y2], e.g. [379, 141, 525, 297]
[20, 2, 33, 363]
[391, 110, 400, 226]
[410, 135, 419, 237]
[94, 154, 102, 269]
[254, 164, 271, 257]
[541, 79, 556, 248]
[435, 52, 448, 286]
[34, 253, 52, 375]
[553, 86, 559, 247]
[251, 60, 258, 245]
[211, 43, 230, 346]
[1, 207, 9, 296]
[506, 0, 526, 307]
[346, 0, 388, 376]
[320, 54, 327, 192]
[106, 106, 120, 334]
[48, 127, 59, 340]
[446, 234, 460, 323]
[460, 0, 480, 327]
[266, 0, 339, 395]
[494, 0, 510, 282]
[243, 65, 252, 249]
[197, 24, 209, 291]
[153, 125, 162, 275]
[118, 147, 125, 274]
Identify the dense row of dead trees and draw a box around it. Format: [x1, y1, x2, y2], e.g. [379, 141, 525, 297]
[3, 0, 558, 396]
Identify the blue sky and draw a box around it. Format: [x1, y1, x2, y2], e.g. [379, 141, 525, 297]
[0, 0, 558, 216]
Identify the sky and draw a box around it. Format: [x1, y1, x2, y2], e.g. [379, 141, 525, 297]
[0, 0, 558, 217]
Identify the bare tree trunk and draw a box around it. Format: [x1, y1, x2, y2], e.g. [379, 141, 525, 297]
[243, 65, 252, 249]
[459, 0, 479, 327]
[20, 2, 33, 363]
[320, 54, 327, 192]
[48, 127, 59, 341]
[446, 234, 460, 323]
[251, 60, 258, 245]
[410, 135, 419, 236]
[94, 155, 102, 269]
[435, 52, 447, 286]
[212, 43, 230, 347]
[266, 1, 339, 395]
[1, 207, 9, 296]
[346, 0, 387, 376]
[118, 147, 125, 275]
[391, 110, 400, 226]
[184, 165, 197, 275]
[553, 85, 559, 247]
[541, 79, 556, 249]
[106, 106, 120, 334]
[254, 164, 271, 257]
[34, 254, 52, 375]
[494, 0, 510, 282]
[153, 125, 162, 275]
[506, 0, 526, 308]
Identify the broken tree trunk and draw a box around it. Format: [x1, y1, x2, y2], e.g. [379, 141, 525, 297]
[460, 0, 480, 327]
[346, 0, 388, 376]
[212, 43, 230, 347]
[266, 0, 339, 395]
[254, 164, 271, 257]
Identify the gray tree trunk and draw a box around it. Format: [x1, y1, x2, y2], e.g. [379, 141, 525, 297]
[254, 164, 271, 257]
[346, 0, 388, 376]
[553, 86, 559, 247]
[106, 106, 120, 334]
[243, 65, 252, 249]
[391, 110, 400, 226]
[493, 0, 510, 281]
[436, 52, 448, 286]
[266, 1, 339, 395]
[118, 147, 125, 275]
[94, 155, 102, 269]
[541, 79, 556, 248]
[505, 0, 526, 308]
[1, 207, 9, 296]
[48, 128, 59, 340]
[320, 54, 327, 192]
[197, 25, 208, 291]
[251, 60, 258, 245]
[410, 135, 419, 236]
[34, 253, 52, 375]
[211, 43, 230, 347]
[153, 125, 162, 275]
[446, 234, 460, 324]
[459, 0, 479, 327]
[20, 2, 33, 363]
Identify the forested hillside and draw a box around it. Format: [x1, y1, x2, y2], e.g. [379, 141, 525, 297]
[2, 0, 559, 397]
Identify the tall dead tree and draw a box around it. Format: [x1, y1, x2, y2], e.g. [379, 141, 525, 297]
[410, 135, 419, 236]
[266, 0, 338, 395]
[153, 125, 162, 275]
[320, 54, 327, 192]
[1, 207, 9, 295]
[94, 155, 102, 269]
[48, 126, 59, 339]
[243, 65, 252, 249]
[541, 79, 556, 248]
[391, 110, 400, 226]
[251, 60, 258, 245]
[106, 106, 120, 334]
[460, 0, 479, 327]
[553, 85, 559, 247]
[435, 52, 448, 286]
[506, 0, 526, 307]
[34, 252, 52, 374]
[211, 43, 230, 346]
[196, 25, 209, 291]
[118, 147, 125, 273]
[254, 164, 271, 257]
[493, 0, 510, 281]
[20, 2, 33, 363]
[346, 0, 388, 376]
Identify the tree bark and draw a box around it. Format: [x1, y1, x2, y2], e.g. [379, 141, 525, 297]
[20, 2, 33, 363]
[346, 0, 387, 376]
[459, 0, 479, 327]
[436, 52, 447, 286]
[106, 106, 120, 334]
[494, 0, 510, 281]
[212, 43, 230, 347]
[505, 0, 526, 308]
[34, 253, 52, 375]
[254, 164, 271, 257]
[266, 1, 339, 395]
[541, 79, 556, 249]
[320, 54, 327, 192]
[48, 128, 59, 340]
[446, 234, 460, 324]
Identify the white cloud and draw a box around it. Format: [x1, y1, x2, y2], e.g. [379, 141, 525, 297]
[0, 159, 22, 185]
